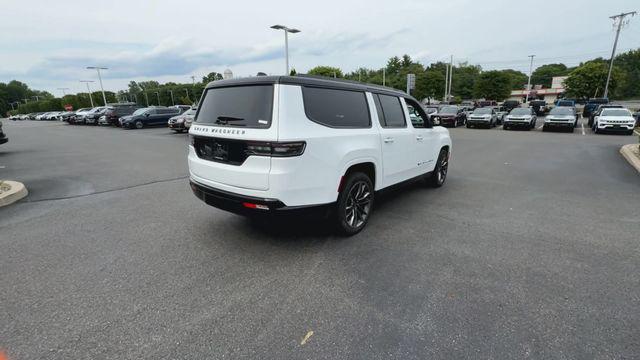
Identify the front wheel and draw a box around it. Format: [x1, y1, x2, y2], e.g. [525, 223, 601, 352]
[335, 172, 374, 236]
[135, 120, 144, 129]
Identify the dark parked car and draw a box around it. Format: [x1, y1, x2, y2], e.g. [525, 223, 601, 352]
[84, 107, 108, 125]
[589, 104, 623, 128]
[121, 106, 183, 129]
[582, 98, 609, 117]
[502, 100, 520, 112]
[529, 100, 548, 116]
[99, 103, 140, 126]
[432, 105, 466, 127]
[0, 120, 7, 145]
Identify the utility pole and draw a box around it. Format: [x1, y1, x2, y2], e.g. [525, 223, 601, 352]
[444, 63, 449, 102]
[144, 92, 149, 107]
[525, 55, 535, 103]
[80, 80, 95, 107]
[169, 90, 175, 105]
[382, 68, 386, 86]
[447, 55, 453, 102]
[155, 91, 160, 105]
[604, 11, 636, 99]
[190, 76, 196, 86]
[184, 88, 189, 99]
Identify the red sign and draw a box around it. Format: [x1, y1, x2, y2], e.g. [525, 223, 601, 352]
[64, 104, 73, 111]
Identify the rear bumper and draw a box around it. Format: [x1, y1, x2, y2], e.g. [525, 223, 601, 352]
[190, 179, 330, 217]
[504, 121, 530, 127]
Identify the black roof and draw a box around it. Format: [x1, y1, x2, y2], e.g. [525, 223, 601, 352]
[204, 75, 411, 98]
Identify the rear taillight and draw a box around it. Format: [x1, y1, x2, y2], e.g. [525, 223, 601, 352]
[246, 141, 306, 157]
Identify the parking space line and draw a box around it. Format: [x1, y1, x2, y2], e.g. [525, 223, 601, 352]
[537, 124, 544, 130]
[635, 129, 640, 136]
[581, 122, 585, 136]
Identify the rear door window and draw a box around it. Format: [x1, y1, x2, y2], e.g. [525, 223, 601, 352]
[302, 87, 370, 128]
[196, 85, 273, 128]
[375, 94, 406, 128]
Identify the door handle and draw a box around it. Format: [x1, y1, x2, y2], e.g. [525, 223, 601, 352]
[416, 135, 424, 141]
[383, 137, 394, 143]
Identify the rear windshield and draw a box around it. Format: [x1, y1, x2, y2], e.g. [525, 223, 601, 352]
[439, 106, 458, 114]
[196, 85, 273, 128]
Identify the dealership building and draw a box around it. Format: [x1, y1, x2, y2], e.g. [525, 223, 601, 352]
[508, 76, 568, 103]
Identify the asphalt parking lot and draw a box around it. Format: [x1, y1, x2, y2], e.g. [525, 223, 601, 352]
[1, 119, 639, 359]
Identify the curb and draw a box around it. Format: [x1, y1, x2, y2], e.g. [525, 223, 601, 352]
[620, 144, 640, 174]
[0, 181, 28, 207]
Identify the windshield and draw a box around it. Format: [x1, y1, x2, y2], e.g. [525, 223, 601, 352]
[472, 108, 492, 115]
[439, 106, 458, 114]
[132, 108, 148, 116]
[183, 109, 197, 116]
[510, 108, 531, 115]
[196, 85, 273, 128]
[601, 109, 631, 117]
[549, 107, 574, 115]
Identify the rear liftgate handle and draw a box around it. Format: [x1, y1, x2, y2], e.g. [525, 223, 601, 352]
[384, 137, 395, 143]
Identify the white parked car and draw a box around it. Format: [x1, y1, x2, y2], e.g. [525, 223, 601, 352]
[188, 76, 452, 235]
[466, 107, 497, 128]
[543, 106, 578, 132]
[593, 108, 636, 135]
[503, 107, 536, 130]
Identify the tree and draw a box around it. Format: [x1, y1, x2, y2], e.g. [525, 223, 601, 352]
[473, 70, 512, 101]
[202, 72, 223, 84]
[307, 66, 343, 78]
[612, 49, 640, 99]
[564, 61, 622, 99]
[531, 63, 569, 88]
[289, 68, 297, 76]
[500, 69, 528, 90]
[450, 63, 481, 100]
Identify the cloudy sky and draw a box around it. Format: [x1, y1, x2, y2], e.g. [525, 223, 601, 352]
[1, 0, 638, 94]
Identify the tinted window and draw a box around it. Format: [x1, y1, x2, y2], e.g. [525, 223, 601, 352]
[377, 94, 406, 128]
[439, 106, 458, 114]
[302, 87, 370, 128]
[197, 85, 273, 128]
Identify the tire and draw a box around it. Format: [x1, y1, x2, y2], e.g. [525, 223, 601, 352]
[335, 172, 374, 236]
[135, 120, 144, 129]
[626, 130, 634, 135]
[466, 123, 471, 128]
[426, 148, 449, 188]
[593, 125, 599, 134]
[542, 126, 547, 132]
[504, 125, 509, 130]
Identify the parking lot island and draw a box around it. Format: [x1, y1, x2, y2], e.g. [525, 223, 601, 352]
[0, 180, 28, 207]
[620, 143, 640, 173]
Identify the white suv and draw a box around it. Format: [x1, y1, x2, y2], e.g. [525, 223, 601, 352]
[188, 76, 452, 235]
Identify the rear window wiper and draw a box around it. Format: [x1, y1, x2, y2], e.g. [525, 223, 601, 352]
[216, 116, 244, 125]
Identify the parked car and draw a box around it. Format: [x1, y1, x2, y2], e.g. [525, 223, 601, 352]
[593, 108, 636, 135]
[188, 76, 452, 235]
[503, 107, 536, 130]
[589, 104, 624, 127]
[432, 105, 466, 127]
[554, 99, 575, 107]
[633, 110, 640, 127]
[84, 107, 108, 125]
[422, 106, 438, 122]
[0, 120, 7, 145]
[121, 106, 182, 129]
[494, 106, 508, 125]
[502, 100, 520, 112]
[582, 98, 609, 118]
[478, 100, 497, 107]
[69, 108, 93, 124]
[168, 107, 197, 132]
[466, 107, 497, 128]
[57, 111, 75, 122]
[543, 106, 577, 132]
[99, 103, 140, 126]
[529, 100, 548, 116]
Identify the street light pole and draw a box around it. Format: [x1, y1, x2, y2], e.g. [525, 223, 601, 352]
[144, 92, 149, 107]
[86, 66, 109, 106]
[80, 80, 95, 107]
[32, 96, 40, 102]
[604, 11, 636, 99]
[155, 91, 160, 106]
[270, 25, 301, 75]
[169, 90, 174, 105]
[525, 55, 535, 103]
